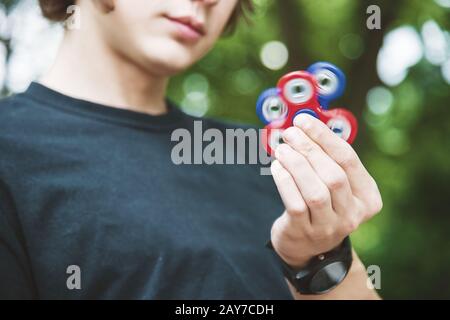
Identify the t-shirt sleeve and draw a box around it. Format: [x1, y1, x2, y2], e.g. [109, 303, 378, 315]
[0, 196, 37, 299]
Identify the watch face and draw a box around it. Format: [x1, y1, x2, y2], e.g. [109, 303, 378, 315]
[309, 261, 348, 294]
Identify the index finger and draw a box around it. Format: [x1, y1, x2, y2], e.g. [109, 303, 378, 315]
[293, 113, 375, 200]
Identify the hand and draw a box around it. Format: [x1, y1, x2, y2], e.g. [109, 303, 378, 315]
[270, 113, 383, 268]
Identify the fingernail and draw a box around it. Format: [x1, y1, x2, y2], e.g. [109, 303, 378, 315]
[294, 114, 311, 129]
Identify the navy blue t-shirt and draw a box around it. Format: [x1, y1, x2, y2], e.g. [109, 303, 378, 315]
[0, 83, 292, 299]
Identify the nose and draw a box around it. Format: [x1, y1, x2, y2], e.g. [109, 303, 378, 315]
[189, 0, 218, 27]
[192, 0, 219, 6]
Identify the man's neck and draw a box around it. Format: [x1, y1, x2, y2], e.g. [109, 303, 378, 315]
[40, 29, 169, 116]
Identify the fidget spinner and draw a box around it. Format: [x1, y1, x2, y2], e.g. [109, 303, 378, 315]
[256, 62, 358, 155]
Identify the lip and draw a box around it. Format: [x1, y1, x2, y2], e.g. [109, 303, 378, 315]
[165, 15, 205, 42]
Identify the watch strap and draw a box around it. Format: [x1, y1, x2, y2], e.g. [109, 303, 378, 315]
[266, 236, 353, 295]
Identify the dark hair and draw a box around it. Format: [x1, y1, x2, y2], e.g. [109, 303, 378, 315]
[38, 0, 254, 33]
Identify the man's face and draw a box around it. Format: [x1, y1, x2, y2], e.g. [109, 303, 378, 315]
[86, 0, 239, 76]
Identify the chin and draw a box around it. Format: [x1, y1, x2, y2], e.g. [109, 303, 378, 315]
[139, 38, 200, 76]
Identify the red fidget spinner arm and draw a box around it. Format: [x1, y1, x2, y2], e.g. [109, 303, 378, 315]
[256, 62, 358, 156]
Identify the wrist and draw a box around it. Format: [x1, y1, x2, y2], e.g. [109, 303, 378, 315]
[266, 237, 353, 295]
[270, 241, 341, 270]
[276, 251, 314, 269]
[266, 240, 315, 269]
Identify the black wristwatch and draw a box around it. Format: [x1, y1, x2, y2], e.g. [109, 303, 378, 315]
[266, 236, 353, 295]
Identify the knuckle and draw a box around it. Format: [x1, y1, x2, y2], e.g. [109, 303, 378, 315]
[272, 215, 288, 237]
[326, 172, 347, 191]
[341, 217, 360, 235]
[307, 192, 330, 208]
[297, 138, 314, 155]
[339, 149, 359, 170]
[372, 181, 384, 212]
[364, 179, 383, 216]
[287, 204, 308, 217]
[369, 194, 383, 216]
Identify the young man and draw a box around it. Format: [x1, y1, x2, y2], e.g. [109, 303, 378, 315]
[0, 0, 382, 299]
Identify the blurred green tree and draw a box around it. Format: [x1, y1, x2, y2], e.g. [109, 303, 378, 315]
[0, 0, 449, 299]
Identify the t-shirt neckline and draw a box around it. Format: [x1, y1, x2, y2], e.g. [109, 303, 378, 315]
[24, 82, 186, 131]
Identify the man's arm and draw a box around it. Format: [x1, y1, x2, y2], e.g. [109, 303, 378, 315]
[0, 181, 37, 299]
[269, 114, 383, 300]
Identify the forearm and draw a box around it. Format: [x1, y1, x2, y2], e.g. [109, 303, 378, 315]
[288, 250, 380, 300]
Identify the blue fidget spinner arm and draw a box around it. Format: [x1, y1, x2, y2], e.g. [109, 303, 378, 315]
[307, 62, 347, 109]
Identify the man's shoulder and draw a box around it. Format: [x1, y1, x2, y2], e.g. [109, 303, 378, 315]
[0, 91, 38, 125]
[0, 93, 23, 115]
[0, 94, 24, 133]
[0, 91, 48, 157]
[0, 89, 64, 134]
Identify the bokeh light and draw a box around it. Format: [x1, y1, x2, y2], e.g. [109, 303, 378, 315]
[181, 91, 209, 117]
[183, 73, 209, 95]
[377, 26, 423, 86]
[442, 58, 450, 84]
[5, 0, 62, 92]
[0, 4, 9, 38]
[260, 41, 289, 70]
[421, 20, 448, 66]
[434, 0, 450, 8]
[0, 42, 6, 89]
[366, 86, 394, 116]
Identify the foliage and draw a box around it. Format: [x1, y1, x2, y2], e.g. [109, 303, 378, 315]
[1, 0, 449, 299]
